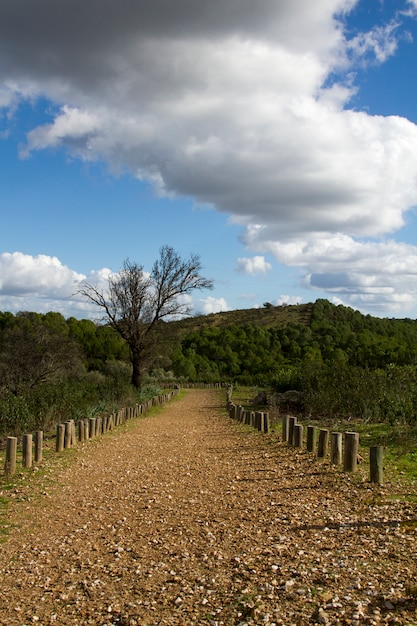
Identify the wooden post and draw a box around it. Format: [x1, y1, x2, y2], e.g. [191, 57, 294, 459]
[294, 424, 304, 448]
[344, 432, 359, 472]
[5, 436, 17, 476]
[317, 429, 329, 458]
[22, 434, 33, 468]
[70, 420, 77, 446]
[281, 414, 289, 442]
[89, 417, 96, 438]
[288, 416, 297, 445]
[370, 446, 384, 484]
[64, 421, 72, 448]
[84, 418, 90, 439]
[307, 426, 317, 452]
[56, 424, 65, 452]
[331, 432, 343, 465]
[34, 431, 43, 463]
[78, 419, 85, 442]
[263, 413, 270, 434]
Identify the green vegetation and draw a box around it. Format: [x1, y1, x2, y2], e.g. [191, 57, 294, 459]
[2, 298, 417, 471]
[0, 309, 163, 437]
[169, 300, 417, 425]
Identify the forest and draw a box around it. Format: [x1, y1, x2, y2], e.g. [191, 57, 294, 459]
[2, 299, 417, 436]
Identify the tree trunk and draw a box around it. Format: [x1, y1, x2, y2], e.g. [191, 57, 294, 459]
[131, 353, 142, 389]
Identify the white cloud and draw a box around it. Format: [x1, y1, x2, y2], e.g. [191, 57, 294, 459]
[19, 106, 100, 158]
[0, 252, 218, 319]
[236, 256, 272, 275]
[0, 252, 113, 318]
[0, 252, 85, 295]
[199, 296, 230, 315]
[263, 234, 417, 314]
[1, 1, 417, 315]
[347, 21, 400, 63]
[275, 295, 302, 306]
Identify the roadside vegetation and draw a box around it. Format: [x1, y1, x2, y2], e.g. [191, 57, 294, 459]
[1, 297, 417, 481]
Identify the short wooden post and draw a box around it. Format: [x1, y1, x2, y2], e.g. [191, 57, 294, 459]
[306, 426, 317, 452]
[56, 424, 65, 452]
[317, 429, 329, 458]
[263, 413, 270, 434]
[294, 424, 304, 448]
[70, 420, 77, 446]
[331, 432, 343, 465]
[288, 416, 297, 445]
[34, 430, 43, 463]
[370, 445, 384, 484]
[344, 432, 359, 472]
[22, 434, 33, 468]
[5, 436, 17, 476]
[89, 417, 96, 438]
[64, 421, 72, 448]
[281, 414, 289, 442]
[78, 419, 85, 442]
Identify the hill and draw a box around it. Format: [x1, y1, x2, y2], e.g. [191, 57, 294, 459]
[166, 298, 417, 385]
[170, 302, 313, 335]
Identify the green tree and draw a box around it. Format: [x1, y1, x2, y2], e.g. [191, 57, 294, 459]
[0, 314, 82, 395]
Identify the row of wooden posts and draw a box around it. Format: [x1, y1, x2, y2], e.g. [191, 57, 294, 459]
[280, 415, 384, 484]
[226, 387, 271, 434]
[226, 389, 384, 485]
[3, 390, 179, 478]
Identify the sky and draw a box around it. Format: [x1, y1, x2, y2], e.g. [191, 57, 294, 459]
[1, 0, 417, 320]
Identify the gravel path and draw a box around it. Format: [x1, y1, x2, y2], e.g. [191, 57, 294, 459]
[0, 389, 416, 626]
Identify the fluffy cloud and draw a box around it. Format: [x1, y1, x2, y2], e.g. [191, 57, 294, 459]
[0, 252, 85, 295]
[1, 1, 417, 314]
[0, 252, 221, 318]
[254, 234, 417, 314]
[275, 295, 303, 306]
[199, 297, 230, 315]
[0, 252, 112, 317]
[236, 256, 272, 275]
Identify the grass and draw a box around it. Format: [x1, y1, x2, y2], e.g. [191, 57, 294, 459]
[338, 421, 417, 482]
[229, 385, 417, 485]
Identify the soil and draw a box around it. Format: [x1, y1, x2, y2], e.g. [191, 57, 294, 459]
[0, 389, 416, 626]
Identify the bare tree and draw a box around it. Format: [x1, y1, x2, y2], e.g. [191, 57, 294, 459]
[79, 245, 213, 389]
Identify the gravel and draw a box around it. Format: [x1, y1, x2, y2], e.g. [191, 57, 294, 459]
[0, 389, 416, 625]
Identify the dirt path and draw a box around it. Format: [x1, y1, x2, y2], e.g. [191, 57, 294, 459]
[0, 389, 416, 626]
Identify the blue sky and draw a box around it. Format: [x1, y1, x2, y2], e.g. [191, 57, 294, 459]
[1, 0, 417, 319]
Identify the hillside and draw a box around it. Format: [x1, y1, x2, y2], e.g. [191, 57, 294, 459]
[166, 299, 417, 397]
[170, 302, 314, 335]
